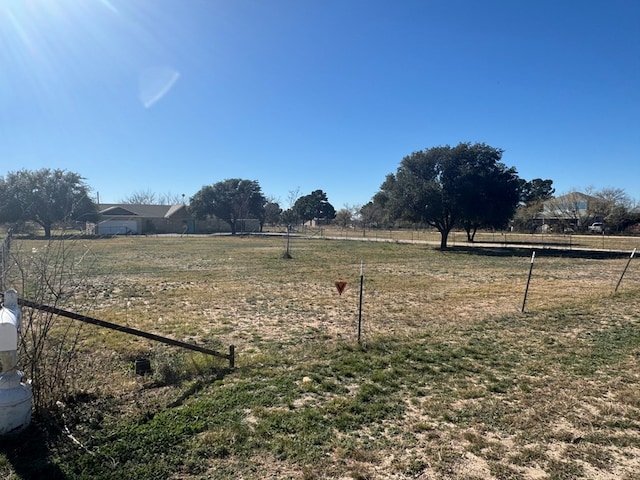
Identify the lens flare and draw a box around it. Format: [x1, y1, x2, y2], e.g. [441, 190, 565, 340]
[138, 66, 180, 108]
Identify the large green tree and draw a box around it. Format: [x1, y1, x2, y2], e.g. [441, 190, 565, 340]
[189, 179, 266, 234]
[519, 178, 555, 204]
[359, 201, 386, 231]
[263, 200, 282, 227]
[456, 146, 522, 241]
[292, 190, 336, 225]
[0, 169, 97, 238]
[375, 143, 521, 249]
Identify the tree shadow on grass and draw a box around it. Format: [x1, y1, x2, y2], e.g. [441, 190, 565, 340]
[442, 245, 631, 260]
[0, 422, 66, 479]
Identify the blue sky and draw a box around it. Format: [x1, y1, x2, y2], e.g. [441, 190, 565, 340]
[1, 0, 639, 209]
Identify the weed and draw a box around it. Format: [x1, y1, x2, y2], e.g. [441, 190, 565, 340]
[509, 444, 548, 466]
[546, 458, 584, 479]
[488, 461, 525, 479]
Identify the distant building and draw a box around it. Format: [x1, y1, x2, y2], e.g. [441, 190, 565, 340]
[95, 203, 261, 235]
[537, 192, 601, 232]
[96, 204, 191, 235]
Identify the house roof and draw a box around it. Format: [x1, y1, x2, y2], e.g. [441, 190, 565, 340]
[538, 192, 599, 220]
[545, 192, 595, 204]
[98, 204, 187, 218]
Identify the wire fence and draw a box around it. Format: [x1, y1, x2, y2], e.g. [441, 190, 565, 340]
[273, 225, 639, 252]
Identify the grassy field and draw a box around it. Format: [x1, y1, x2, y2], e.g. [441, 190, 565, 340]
[1, 232, 640, 479]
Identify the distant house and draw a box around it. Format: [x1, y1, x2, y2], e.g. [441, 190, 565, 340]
[537, 192, 601, 231]
[96, 204, 192, 235]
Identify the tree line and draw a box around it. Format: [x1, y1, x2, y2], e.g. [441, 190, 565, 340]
[1, 143, 638, 247]
[0, 171, 337, 238]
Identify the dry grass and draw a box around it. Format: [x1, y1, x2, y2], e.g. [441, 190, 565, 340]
[2, 232, 640, 479]
[33, 233, 636, 344]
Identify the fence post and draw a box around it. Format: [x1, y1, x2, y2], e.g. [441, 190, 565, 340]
[522, 251, 536, 313]
[229, 344, 235, 368]
[357, 262, 364, 344]
[615, 248, 636, 293]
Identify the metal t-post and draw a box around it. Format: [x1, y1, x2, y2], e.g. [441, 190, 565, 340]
[357, 261, 364, 344]
[522, 251, 536, 313]
[615, 248, 636, 293]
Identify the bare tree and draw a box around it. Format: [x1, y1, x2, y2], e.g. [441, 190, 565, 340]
[286, 187, 301, 209]
[349, 204, 362, 225]
[7, 236, 105, 415]
[120, 190, 184, 205]
[591, 187, 636, 232]
[280, 188, 302, 226]
[513, 201, 545, 233]
[120, 189, 157, 204]
[157, 192, 185, 205]
[335, 208, 352, 228]
[593, 187, 633, 209]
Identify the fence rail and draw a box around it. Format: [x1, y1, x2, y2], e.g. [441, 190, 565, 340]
[18, 297, 235, 368]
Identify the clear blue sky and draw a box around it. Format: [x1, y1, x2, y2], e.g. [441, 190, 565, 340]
[1, 0, 639, 209]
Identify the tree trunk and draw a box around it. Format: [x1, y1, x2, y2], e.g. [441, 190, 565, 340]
[439, 228, 450, 249]
[43, 224, 52, 238]
[464, 224, 478, 242]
